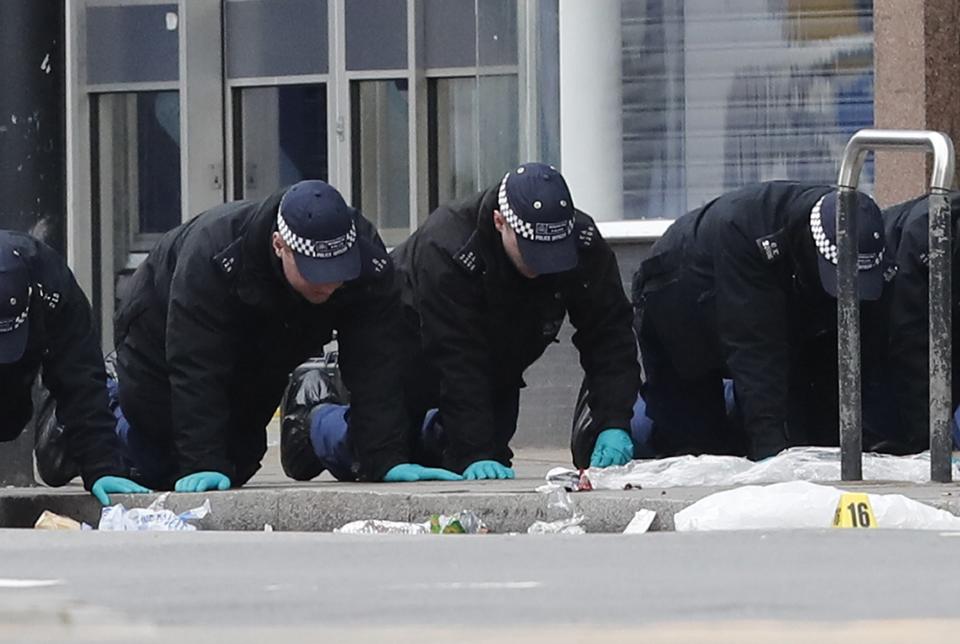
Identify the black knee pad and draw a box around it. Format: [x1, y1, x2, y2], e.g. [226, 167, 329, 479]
[279, 356, 349, 481]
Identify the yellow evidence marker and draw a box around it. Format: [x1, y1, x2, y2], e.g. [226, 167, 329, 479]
[832, 493, 877, 529]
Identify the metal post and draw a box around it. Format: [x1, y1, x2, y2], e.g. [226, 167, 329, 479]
[928, 190, 953, 482]
[836, 129, 956, 482]
[836, 189, 862, 480]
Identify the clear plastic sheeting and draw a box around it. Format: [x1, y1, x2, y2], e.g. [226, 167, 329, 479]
[558, 447, 960, 490]
[98, 493, 211, 531]
[674, 481, 960, 531]
[527, 485, 586, 534]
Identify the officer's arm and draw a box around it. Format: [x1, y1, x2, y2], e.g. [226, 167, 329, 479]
[888, 217, 934, 449]
[165, 235, 239, 479]
[566, 236, 639, 461]
[40, 252, 126, 489]
[715, 224, 790, 459]
[335, 263, 411, 481]
[416, 242, 500, 473]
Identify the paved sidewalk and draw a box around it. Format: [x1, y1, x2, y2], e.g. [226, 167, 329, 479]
[4, 438, 960, 532]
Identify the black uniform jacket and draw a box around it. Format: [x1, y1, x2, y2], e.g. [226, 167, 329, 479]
[0, 231, 125, 488]
[633, 181, 887, 458]
[114, 188, 409, 483]
[391, 186, 639, 472]
[883, 192, 960, 450]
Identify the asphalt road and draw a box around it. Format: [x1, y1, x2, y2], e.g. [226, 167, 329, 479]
[1, 529, 958, 643]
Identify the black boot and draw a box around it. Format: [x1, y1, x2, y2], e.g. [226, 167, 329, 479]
[279, 355, 349, 481]
[569, 379, 596, 470]
[33, 380, 79, 487]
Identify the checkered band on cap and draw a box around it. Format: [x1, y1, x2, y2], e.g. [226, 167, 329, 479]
[277, 210, 357, 259]
[0, 287, 29, 335]
[497, 173, 575, 243]
[809, 195, 884, 271]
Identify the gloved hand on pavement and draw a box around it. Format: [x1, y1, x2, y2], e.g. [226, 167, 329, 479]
[90, 476, 151, 506]
[590, 428, 634, 468]
[383, 464, 463, 482]
[174, 471, 231, 493]
[463, 460, 515, 480]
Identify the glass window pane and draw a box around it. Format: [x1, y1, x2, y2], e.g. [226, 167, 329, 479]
[423, 0, 475, 69]
[234, 84, 328, 201]
[423, 0, 518, 70]
[351, 80, 410, 247]
[225, 0, 328, 78]
[476, 0, 518, 67]
[622, 0, 874, 219]
[94, 91, 182, 251]
[428, 75, 519, 210]
[477, 75, 520, 186]
[87, 4, 179, 84]
[345, 0, 407, 71]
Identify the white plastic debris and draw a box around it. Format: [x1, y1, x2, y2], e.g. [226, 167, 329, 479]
[542, 467, 593, 492]
[673, 480, 960, 531]
[98, 493, 211, 531]
[554, 447, 960, 490]
[335, 520, 429, 535]
[623, 509, 657, 534]
[334, 512, 489, 535]
[527, 516, 586, 535]
[527, 485, 586, 534]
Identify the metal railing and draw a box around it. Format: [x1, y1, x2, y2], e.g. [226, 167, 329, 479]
[836, 129, 956, 482]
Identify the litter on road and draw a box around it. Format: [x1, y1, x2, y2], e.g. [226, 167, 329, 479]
[33, 510, 84, 531]
[98, 493, 211, 531]
[334, 511, 489, 535]
[527, 485, 586, 534]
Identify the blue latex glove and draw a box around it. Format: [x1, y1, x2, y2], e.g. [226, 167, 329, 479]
[590, 428, 634, 468]
[174, 471, 231, 493]
[90, 476, 151, 506]
[463, 460, 515, 480]
[383, 464, 463, 482]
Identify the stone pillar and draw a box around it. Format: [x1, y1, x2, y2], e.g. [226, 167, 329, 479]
[558, 0, 623, 220]
[874, 0, 960, 207]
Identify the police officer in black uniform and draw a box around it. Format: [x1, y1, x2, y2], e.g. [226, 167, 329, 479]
[387, 163, 638, 477]
[0, 231, 149, 504]
[632, 181, 888, 460]
[880, 191, 960, 452]
[114, 180, 458, 492]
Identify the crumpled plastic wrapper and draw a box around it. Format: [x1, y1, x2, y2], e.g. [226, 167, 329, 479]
[527, 485, 586, 534]
[546, 447, 960, 491]
[335, 520, 429, 535]
[527, 516, 586, 535]
[429, 511, 488, 534]
[98, 493, 211, 531]
[542, 467, 594, 492]
[335, 511, 488, 535]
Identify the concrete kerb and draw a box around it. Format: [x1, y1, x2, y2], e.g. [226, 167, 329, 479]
[0, 485, 691, 533]
[4, 480, 960, 533]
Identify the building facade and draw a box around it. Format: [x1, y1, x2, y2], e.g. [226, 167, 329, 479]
[3, 0, 955, 448]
